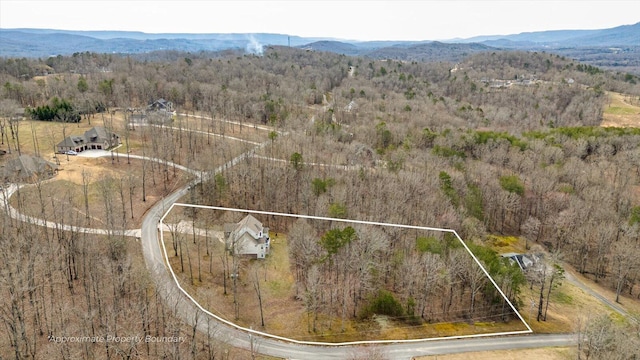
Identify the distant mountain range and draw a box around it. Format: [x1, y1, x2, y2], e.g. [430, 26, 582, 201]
[454, 22, 640, 47]
[1, 22, 639, 59]
[0, 30, 320, 57]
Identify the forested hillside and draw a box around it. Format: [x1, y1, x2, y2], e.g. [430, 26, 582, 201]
[2, 47, 640, 358]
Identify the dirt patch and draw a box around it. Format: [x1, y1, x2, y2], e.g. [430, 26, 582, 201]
[631, 185, 640, 206]
[54, 156, 122, 184]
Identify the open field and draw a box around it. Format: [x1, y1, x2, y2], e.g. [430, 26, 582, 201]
[602, 91, 640, 127]
[0, 115, 122, 160]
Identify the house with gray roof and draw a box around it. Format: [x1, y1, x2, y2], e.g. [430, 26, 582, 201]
[501, 252, 543, 271]
[148, 98, 173, 112]
[1, 154, 58, 183]
[56, 126, 120, 154]
[224, 214, 270, 259]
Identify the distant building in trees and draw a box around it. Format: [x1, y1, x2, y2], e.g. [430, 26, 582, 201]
[56, 126, 121, 153]
[141, 99, 176, 124]
[344, 100, 357, 112]
[224, 215, 270, 259]
[148, 98, 174, 112]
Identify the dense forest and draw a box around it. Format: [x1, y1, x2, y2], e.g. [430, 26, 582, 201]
[2, 47, 640, 358]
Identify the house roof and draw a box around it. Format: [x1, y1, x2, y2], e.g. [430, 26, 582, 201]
[57, 135, 85, 148]
[1, 154, 57, 181]
[233, 214, 264, 240]
[149, 98, 173, 110]
[56, 126, 117, 149]
[84, 126, 110, 142]
[501, 253, 541, 271]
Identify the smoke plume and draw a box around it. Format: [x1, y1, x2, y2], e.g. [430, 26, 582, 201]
[245, 35, 264, 56]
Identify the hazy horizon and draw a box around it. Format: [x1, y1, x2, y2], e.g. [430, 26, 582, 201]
[1, 0, 639, 42]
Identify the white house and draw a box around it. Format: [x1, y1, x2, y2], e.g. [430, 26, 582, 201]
[224, 215, 270, 259]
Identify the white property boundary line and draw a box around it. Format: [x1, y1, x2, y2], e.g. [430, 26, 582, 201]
[159, 204, 533, 346]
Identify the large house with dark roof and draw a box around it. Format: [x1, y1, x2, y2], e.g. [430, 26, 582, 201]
[56, 126, 120, 154]
[224, 215, 270, 259]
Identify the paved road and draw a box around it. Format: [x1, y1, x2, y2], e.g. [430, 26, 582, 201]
[564, 270, 639, 324]
[133, 123, 262, 145]
[178, 113, 277, 133]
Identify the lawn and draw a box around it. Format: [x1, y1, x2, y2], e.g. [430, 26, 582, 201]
[602, 91, 640, 127]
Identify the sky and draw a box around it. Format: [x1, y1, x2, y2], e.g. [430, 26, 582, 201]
[1, 0, 639, 41]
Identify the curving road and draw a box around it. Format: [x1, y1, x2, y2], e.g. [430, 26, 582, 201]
[564, 271, 639, 325]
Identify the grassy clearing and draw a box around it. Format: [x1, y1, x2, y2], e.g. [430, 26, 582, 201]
[0, 113, 128, 161]
[602, 92, 640, 127]
[564, 267, 640, 322]
[518, 265, 633, 334]
[607, 106, 638, 115]
[485, 235, 523, 253]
